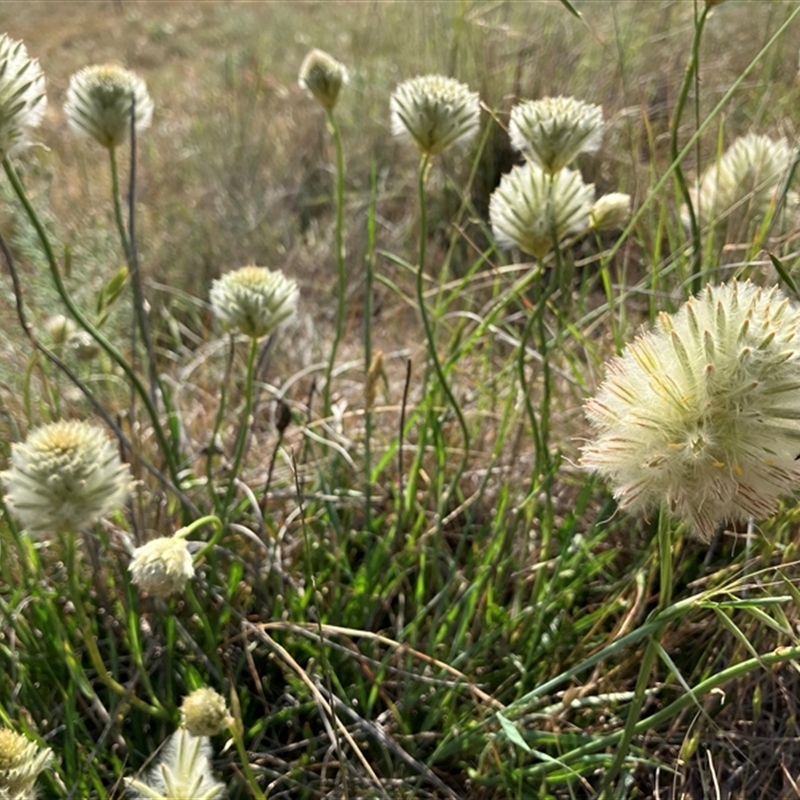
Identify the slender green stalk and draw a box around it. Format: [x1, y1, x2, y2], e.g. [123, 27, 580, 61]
[363, 160, 377, 535]
[416, 153, 470, 469]
[221, 337, 259, 521]
[108, 145, 160, 404]
[321, 109, 346, 417]
[64, 533, 167, 719]
[2, 158, 186, 506]
[670, 4, 708, 294]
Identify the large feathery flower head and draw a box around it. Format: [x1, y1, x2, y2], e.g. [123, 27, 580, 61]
[299, 48, 347, 111]
[125, 728, 224, 800]
[64, 63, 153, 149]
[1, 420, 131, 535]
[581, 280, 800, 541]
[489, 161, 595, 258]
[180, 688, 233, 737]
[0, 34, 46, 159]
[210, 265, 298, 340]
[689, 133, 791, 235]
[0, 728, 52, 799]
[390, 74, 480, 156]
[129, 533, 194, 598]
[509, 96, 603, 174]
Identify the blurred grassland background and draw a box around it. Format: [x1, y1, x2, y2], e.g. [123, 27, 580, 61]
[3, 1, 800, 799]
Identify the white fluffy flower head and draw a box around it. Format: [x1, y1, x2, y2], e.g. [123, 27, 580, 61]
[689, 133, 790, 236]
[64, 63, 153, 149]
[299, 48, 347, 111]
[591, 192, 632, 231]
[129, 534, 194, 598]
[582, 280, 800, 541]
[390, 74, 480, 156]
[1, 420, 131, 535]
[210, 265, 298, 340]
[509, 96, 603, 173]
[489, 162, 594, 258]
[0, 34, 46, 159]
[125, 728, 224, 800]
[180, 688, 233, 737]
[0, 728, 52, 798]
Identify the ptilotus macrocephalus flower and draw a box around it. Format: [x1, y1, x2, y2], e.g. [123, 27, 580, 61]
[489, 161, 594, 258]
[687, 133, 791, 238]
[180, 688, 233, 737]
[0, 34, 46, 160]
[1, 420, 131, 535]
[509, 96, 603, 174]
[582, 280, 800, 541]
[0, 727, 52, 800]
[129, 532, 194, 599]
[591, 192, 632, 231]
[64, 63, 153, 149]
[390, 74, 480, 157]
[210, 265, 298, 340]
[125, 728, 224, 800]
[299, 48, 347, 112]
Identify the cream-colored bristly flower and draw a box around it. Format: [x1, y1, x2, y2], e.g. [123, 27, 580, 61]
[64, 63, 153, 149]
[210, 265, 298, 340]
[180, 688, 233, 737]
[1, 420, 131, 535]
[688, 133, 791, 237]
[581, 280, 800, 542]
[299, 48, 347, 111]
[129, 532, 194, 599]
[489, 161, 594, 258]
[0, 728, 52, 799]
[0, 34, 46, 159]
[509, 96, 603, 174]
[591, 192, 632, 231]
[390, 74, 480, 157]
[125, 728, 224, 800]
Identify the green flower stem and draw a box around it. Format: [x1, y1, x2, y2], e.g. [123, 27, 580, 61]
[416, 152, 470, 469]
[3, 158, 185, 506]
[221, 336, 259, 521]
[109, 145, 160, 405]
[229, 719, 268, 800]
[64, 534, 167, 719]
[179, 514, 224, 562]
[322, 109, 346, 417]
[670, 4, 709, 295]
[364, 160, 378, 534]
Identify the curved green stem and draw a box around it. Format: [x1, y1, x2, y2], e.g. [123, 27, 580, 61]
[178, 514, 224, 562]
[64, 533, 167, 719]
[3, 159, 185, 505]
[416, 153, 470, 464]
[221, 337, 259, 522]
[670, 4, 709, 295]
[322, 110, 346, 417]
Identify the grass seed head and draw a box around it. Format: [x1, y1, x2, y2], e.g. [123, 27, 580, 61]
[390, 74, 480, 156]
[129, 534, 194, 598]
[64, 63, 153, 149]
[180, 688, 233, 737]
[0, 34, 46, 160]
[299, 48, 347, 111]
[1, 420, 131, 535]
[509, 96, 603, 174]
[0, 729, 52, 799]
[210, 265, 298, 340]
[581, 280, 800, 541]
[489, 162, 594, 258]
[125, 728, 224, 800]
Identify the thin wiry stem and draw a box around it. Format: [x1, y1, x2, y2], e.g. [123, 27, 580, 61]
[670, 3, 709, 294]
[322, 109, 346, 416]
